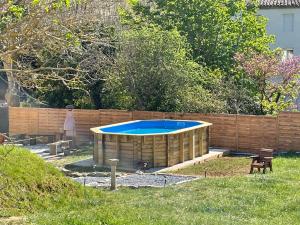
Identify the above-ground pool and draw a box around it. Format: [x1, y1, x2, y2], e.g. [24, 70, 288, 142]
[91, 120, 212, 170]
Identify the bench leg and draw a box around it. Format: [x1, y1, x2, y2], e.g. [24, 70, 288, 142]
[49, 145, 57, 155]
[250, 166, 254, 174]
[263, 165, 266, 174]
[270, 162, 273, 172]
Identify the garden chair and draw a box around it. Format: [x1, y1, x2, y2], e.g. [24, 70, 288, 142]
[250, 148, 273, 174]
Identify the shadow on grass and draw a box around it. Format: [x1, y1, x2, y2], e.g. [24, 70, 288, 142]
[275, 152, 300, 158]
[64, 163, 110, 173]
[72, 145, 93, 157]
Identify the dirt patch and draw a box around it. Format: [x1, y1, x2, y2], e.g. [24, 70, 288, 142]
[0, 216, 24, 225]
[174, 156, 251, 177]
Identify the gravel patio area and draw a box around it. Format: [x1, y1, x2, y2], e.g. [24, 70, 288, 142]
[73, 174, 200, 188]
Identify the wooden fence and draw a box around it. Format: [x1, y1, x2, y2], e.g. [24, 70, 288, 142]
[8, 107, 300, 153]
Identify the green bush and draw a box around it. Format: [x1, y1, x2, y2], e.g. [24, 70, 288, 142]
[103, 26, 226, 113]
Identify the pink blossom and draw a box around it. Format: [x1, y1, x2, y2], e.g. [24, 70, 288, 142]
[278, 56, 300, 80]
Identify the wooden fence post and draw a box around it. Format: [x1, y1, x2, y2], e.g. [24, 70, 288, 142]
[179, 133, 184, 163]
[189, 130, 195, 159]
[276, 113, 280, 151]
[235, 115, 239, 151]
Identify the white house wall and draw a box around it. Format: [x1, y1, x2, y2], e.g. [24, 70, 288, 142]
[259, 8, 300, 55]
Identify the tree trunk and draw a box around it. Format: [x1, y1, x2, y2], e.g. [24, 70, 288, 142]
[2, 55, 20, 107]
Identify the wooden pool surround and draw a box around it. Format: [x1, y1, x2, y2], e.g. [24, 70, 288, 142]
[91, 120, 212, 170]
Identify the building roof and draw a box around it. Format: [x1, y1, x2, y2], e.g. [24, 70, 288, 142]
[260, 0, 300, 8]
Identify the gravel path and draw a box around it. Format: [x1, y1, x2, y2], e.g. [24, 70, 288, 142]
[73, 174, 200, 188]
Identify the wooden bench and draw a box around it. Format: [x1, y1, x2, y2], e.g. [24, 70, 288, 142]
[48, 140, 72, 155]
[250, 148, 274, 174]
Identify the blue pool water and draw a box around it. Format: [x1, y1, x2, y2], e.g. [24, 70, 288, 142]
[121, 128, 175, 134]
[100, 120, 201, 135]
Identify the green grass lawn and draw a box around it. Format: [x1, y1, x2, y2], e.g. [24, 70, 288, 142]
[1, 146, 300, 225]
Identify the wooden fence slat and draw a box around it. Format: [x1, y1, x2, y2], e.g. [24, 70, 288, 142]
[8, 107, 300, 152]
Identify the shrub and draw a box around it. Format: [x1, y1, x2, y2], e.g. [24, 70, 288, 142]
[103, 26, 226, 113]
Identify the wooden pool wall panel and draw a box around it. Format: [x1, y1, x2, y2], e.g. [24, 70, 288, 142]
[93, 126, 210, 170]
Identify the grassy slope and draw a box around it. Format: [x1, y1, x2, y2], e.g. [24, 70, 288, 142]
[1, 146, 300, 225]
[0, 146, 83, 218]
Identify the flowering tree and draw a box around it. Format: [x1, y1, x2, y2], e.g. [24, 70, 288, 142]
[235, 51, 300, 114]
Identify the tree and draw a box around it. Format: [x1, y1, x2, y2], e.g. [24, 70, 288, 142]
[224, 76, 261, 114]
[0, 0, 115, 107]
[103, 26, 226, 113]
[235, 51, 300, 114]
[1, 0, 72, 105]
[120, 0, 273, 73]
[15, 21, 117, 108]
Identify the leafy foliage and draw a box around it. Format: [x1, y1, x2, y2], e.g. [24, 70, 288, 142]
[1, 0, 294, 115]
[0, 0, 118, 108]
[118, 0, 277, 115]
[120, 0, 274, 72]
[19, 21, 117, 109]
[103, 26, 226, 113]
